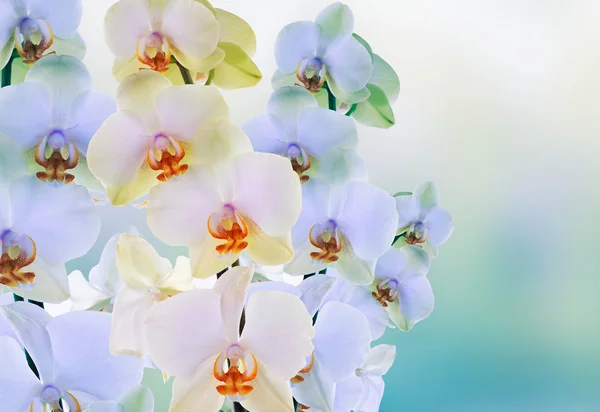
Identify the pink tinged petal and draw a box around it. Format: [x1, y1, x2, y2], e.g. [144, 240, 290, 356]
[292, 356, 335, 412]
[147, 166, 222, 246]
[335, 181, 399, 261]
[0, 301, 54, 383]
[10, 258, 69, 304]
[213, 265, 254, 343]
[161, 0, 219, 61]
[110, 288, 155, 357]
[0, 82, 51, 148]
[297, 107, 358, 156]
[267, 86, 317, 137]
[239, 291, 315, 381]
[391, 274, 434, 332]
[424, 206, 454, 246]
[313, 301, 371, 382]
[247, 281, 301, 304]
[275, 21, 320, 74]
[104, 0, 151, 60]
[242, 114, 287, 154]
[49, 311, 144, 401]
[27, 0, 82, 38]
[324, 35, 372, 93]
[0, 336, 43, 411]
[155, 84, 228, 142]
[115, 234, 172, 290]
[240, 359, 295, 412]
[145, 289, 227, 379]
[169, 355, 224, 412]
[315, 2, 355, 45]
[10, 177, 100, 264]
[232, 152, 302, 237]
[66, 91, 117, 154]
[363, 345, 396, 376]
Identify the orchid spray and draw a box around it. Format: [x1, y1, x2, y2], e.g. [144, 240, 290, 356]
[0, 1, 453, 411]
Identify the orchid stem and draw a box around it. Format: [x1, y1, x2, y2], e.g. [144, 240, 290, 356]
[233, 402, 248, 412]
[1, 49, 15, 88]
[174, 58, 194, 85]
[345, 103, 358, 117]
[205, 69, 215, 86]
[324, 82, 336, 111]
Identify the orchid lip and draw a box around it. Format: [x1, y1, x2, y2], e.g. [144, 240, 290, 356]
[19, 17, 39, 35]
[41, 385, 61, 403]
[47, 130, 66, 149]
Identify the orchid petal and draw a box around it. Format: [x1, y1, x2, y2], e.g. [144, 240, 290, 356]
[110, 288, 155, 357]
[48, 32, 86, 60]
[355, 375, 385, 412]
[313, 148, 368, 184]
[375, 246, 430, 283]
[189, 234, 237, 278]
[191, 119, 253, 165]
[215, 8, 256, 56]
[27, 0, 82, 38]
[213, 265, 254, 343]
[0, 3, 16, 55]
[364, 344, 396, 376]
[118, 384, 154, 412]
[89, 231, 128, 296]
[11, 258, 70, 304]
[297, 274, 335, 318]
[0, 336, 42, 411]
[240, 291, 314, 380]
[68, 270, 110, 311]
[315, 2, 354, 45]
[292, 356, 335, 412]
[242, 114, 287, 154]
[244, 220, 295, 267]
[268, 86, 317, 135]
[275, 21, 320, 74]
[160, 256, 194, 292]
[104, 0, 151, 60]
[414, 181, 439, 212]
[324, 35, 372, 94]
[169, 355, 224, 412]
[297, 107, 357, 156]
[332, 374, 362, 412]
[66, 91, 116, 154]
[285, 240, 328, 277]
[370, 54, 400, 103]
[292, 178, 331, 247]
[212, 42, 262, 90]
[241, 359, 294, 412]
[395, 193, 419, 230]
[345, 285, 388, 340]
[145, 289, 227, 379]
[425, 206, 453, 246]
[115, 234, 172, 290]
[390, 274, 434, 332]
[326, 75, 370, 104]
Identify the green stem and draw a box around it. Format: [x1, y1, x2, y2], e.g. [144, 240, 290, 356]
[205, 69, 215, 86]
[324, 83, 336, 111]
[233, 402, 248, 412]
[174, 58, 194, 85]
[345, 103, 358, 117]
[1, 50, 14, 88]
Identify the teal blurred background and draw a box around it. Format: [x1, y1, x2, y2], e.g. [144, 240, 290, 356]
[75, 0, 600, 410]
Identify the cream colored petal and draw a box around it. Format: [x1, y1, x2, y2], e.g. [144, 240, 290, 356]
[104, 0, 151, 60]
[191, 119, 252, 166]
[10, 258, 69, 304]
[284, 240, 328, 277]
[170, 355, 224, 412]
[115, 234, 172, 290]
[110, 287, 155, 357]
[244, 218, 295, 267]
[213, 265, 253, 342]
[106, 163, 159, 206]
[171, 44, 225, 74]
[241, 359, 294, 412]
[159, 256, 194, 292]
[189, 233, 237, 279]
[215, 8, 256, 56]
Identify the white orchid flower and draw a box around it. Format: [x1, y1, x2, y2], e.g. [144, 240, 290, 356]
[0, 176, 100, 303]
[286, 179, 398, 285]
[243, 86, 365, 184]
[84, 385, 154, 412]
[273, 2, 372, 103]
[0, 55, 115, 189]
[105, 0, 219, 75]
[0, 0, 83, 68]
[145, 265, 315, 411]
[332, 344, 396, 412]
[0, 302, 144, 411]
[87, 70, 251, 206]
[395, 181, 454, 257]
[111, 234, 194, 358]
[147, 152, 302, 278]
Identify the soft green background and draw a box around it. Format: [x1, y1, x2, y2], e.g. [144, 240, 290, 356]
[74, 0, 600, 410]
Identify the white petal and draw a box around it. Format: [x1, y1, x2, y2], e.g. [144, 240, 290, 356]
[332, 374, 362, 412]
[68, 270, 110, 311]
[232, 152, 302, 237]
[314, 301, 371, 382]
[11, 257, 70, 304]
[391, 274, 434, 332]
[161, 0, 219, 61]
[395, 194, 419, 230]
[298, 107, 358, 156]
[160, 255, 194, 292]
[345, 285, 388, 340]
[155, 84, 228, 142]
[10, 177, 100, 264]
[355, 375, 385, 412]
[363, 344, 396, 376]
[88, 231, 126, 296]
[285, 240, 328, 277]
[334, 181, 398, 260]
[169, 355, 224, 412]
[49, 311, 144, 401]
[213, 265, 254, 343]
[85, 401, 122, 412]
[104, 0, 151, 60]
[110, 288, 155, 357]
[292, 356, 335, 412]
[242, 114, 287, 154]
[115, 234, 172, 290]
[324, 35, 372, 94]
[375, 246, 430, 283]
[0, 134, 27, 183]
[27, 0, 82, 37]
[145, 289, 227, 379]
[66, 91, 116, 154]
[0, 336, 42, 411]
[240, 291, 314, 381]
[297, 274, 335, 318]
[313, 148, 368, 184]
[268, 86, 317, 137]
[241, 359, 294, 412]
[247, 281, 301, 304]
[424, 206, 453, 246]
[292, 178, 331, 247]
[0, 82, 51, 148]
[315, 2, 354, 45]
[334, 238, 375, 285]
[0, 302, 54, 383]
[0, 3, 17, 55]
[275, 21, 320, 74]
[147, 166, 221, 246]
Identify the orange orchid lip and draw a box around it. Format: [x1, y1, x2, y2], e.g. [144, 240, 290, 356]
[0, 234, 37, 287]
[309, 221, 342, 263]
[136, 32, 171, 73]
[147, 133, 188, 182]
[207, 206, 249, 256]
[34, 131, 79, 184]
[214, 352, 258, 396]
[14, 19, 55, 65]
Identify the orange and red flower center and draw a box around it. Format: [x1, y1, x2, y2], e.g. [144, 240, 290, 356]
[136, 32, 171, 73]
[147, 133, 188, 182]
[34, 130, 79, 184]
[309, 220, 342, 263]
[213, 345, 258, 397]
[0, 230, 37, 287]
[372, 278, 400, 308]
[207, 206, 249, 256]
[15, 17, 54, 65]
[285, 143, 311, 183]
[296, 57, 327, 93]
[405, 222, 428, 245]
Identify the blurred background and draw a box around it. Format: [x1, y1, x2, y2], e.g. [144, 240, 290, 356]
[76, 0, 600, 410]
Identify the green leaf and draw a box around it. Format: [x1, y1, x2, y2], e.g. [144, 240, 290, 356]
[193, 0, 216, 13]
[352, 84, 395, 128]
[215, 8, 257, 56]
[213, 42, 262, 89]
[353, 33, 373, 55]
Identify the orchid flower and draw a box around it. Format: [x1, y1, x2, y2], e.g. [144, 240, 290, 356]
[371, 245, 433, 331]
[144, 265, 315, 411]
[111, 234, 194, 357]
[243, 86, 365, 184]
[84, 385, 154, 412]
[332, 344, 396, 412]
[291, 301, 372, 412]
[113, 2, 262, 89]
[273, 2, 372, 103]
[87, 70, 251, 206]
[0, 176, 100, 303]
[0, 302, 144, 411]
[395, 181, 454, 257]
[0, 0, 84, 68]
[147, 152, 301, 278]
[105, 0, 219, 76]
[0, 55, 115, 189]
[286, 178, 398, 285]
